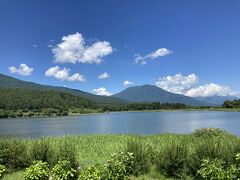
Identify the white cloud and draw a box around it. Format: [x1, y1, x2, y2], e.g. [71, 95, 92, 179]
[123, 80, 134, 86]
[67, 73, 86, 82]
[155, 73, 199, 94]
[45, 66, 86, 82]
[155, 73, 240, 97]
[92, 87, 112, 96]
[9, 64, 33, 76]
[52, 32, 113, 64]
[98, 72, 110, 79]
[185, 83, 235, 97]
[134, 48, 172, 65]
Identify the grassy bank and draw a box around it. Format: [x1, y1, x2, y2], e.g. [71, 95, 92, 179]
[1, 128, 240, 179]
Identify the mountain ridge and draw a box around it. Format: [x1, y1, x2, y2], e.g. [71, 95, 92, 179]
[0, 73, 126, 105]
[112, 84, 212, 106]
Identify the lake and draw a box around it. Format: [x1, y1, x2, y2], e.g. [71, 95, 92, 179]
[0, 111, 239, 138]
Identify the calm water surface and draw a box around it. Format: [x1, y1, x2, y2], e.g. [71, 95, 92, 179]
[0, 111, 239, 138]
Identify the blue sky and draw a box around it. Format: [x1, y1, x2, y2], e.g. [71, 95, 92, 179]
[0, 0, 240, 97]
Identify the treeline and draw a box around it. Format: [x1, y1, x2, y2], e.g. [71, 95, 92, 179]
[101, 102, 190, 112]
[0, 88, 204, 119]
[222, 99, 240, 108]
[0, 88, 95, 118]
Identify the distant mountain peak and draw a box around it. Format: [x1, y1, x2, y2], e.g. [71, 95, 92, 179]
[113, 84, 211, 106]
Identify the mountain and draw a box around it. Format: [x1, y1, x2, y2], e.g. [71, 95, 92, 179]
[195, 96, 239, 105]
[0, 73, 126, 105]
[112, 84, 211, 106]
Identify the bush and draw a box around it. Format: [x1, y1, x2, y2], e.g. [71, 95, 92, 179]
[198, 158, 238, 180]
[106, 151, 134, 179]
[0, 164, 6, 178]
[52, 160, 78, 180]
[0, 109, 8, 118]
[190, 139, 231, 176]
[57, 139, 77, 167]
[192, 128, 231, 139]
[79, 151, 134, 180]
[0, 138, 30, 170]
[24, 161, 49, 180]
[124, 138, 151, 175]
[29, 139, 56, 166]
[78, 164, 107, 180]
[157, 141, 189, 178]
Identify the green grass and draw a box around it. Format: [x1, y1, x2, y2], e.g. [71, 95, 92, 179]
[0, 129, 239, 179]
[2, 171, 24, 180]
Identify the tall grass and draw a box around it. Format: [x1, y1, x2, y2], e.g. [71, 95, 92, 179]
[0, 128, 239, 179]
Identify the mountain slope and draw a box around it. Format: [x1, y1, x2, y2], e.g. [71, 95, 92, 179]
[112, 84, 211, 106]
[0, 73, 126, 105]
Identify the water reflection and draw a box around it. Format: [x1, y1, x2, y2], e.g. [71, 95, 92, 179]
[0, 111, 239, 138]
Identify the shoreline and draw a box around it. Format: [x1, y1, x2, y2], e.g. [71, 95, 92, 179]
[0, 108, 240, 120]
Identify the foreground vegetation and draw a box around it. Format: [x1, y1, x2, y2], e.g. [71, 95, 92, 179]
[0, 128, 240, 179]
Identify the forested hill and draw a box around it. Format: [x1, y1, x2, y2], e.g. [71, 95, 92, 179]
[0, 73, 126, 105]
[0, 88, 98, 118]
[222, 99, 240, 108]
[0, 88, 93, 110]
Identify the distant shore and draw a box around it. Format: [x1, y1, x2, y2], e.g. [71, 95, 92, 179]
[1, 107, 240, 120]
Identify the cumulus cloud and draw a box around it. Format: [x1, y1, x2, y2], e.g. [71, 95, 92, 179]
[45, 66, 86, 82]
[155, 73, 240, 97]
[185, 83, 235, 97]
[52, 32, 113, 64]
[123, 80, 134, 86]
[92, 87, 112, 96]
[98, 72, 110, 79]
[134, 48, 172, 65]
[9, 64, 33, 76]
[155, 73, 199, 95]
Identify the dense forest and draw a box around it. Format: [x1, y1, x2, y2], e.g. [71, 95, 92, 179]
[0, 88, 196, 118]
[222, 99, 240, 108]
[0, 88, 95, 118]
[101, 102, 190, 112]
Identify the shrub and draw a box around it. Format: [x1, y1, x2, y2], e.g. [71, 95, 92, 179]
[24, 161, 49, 180]
[157, 141, 189, 178]
[29, 139, 56, 166]
[0, 164, 6, 178]
[0, 138, 30, 170]
[0, 109, 8, 118]
[198, 158, 238, 180]
[190, 139, 231, 176]
[79, 151, 134, 180]
[192, 128, 231, 139]
[124, 138, 151, 175]
[52, 160, 78, 180]
[106, 151, 134, 179]
[57, 139, 77, 167]
[78, 164, 107, 180]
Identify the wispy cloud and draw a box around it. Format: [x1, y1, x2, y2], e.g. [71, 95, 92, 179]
[92, 87, 112, 96]
[134, 48, 172, 65]
[45, 66, 86, 82]
[9, 64, 33, 76]
[123, 80, 134, 86]
[52, 32, 113, 64]
[98, 72, 110, 79]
